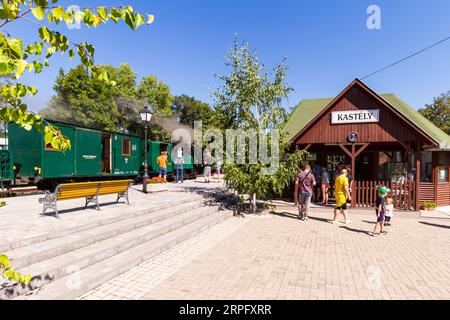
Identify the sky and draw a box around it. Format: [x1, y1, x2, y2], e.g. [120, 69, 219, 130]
[6, 0, 450, 113]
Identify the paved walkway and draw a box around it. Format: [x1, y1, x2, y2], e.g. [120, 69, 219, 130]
[80, 206, 450, 300]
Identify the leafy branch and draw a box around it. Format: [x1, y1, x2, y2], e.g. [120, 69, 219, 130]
[0, 0, 154, 151]
[0, 255, 32, 285]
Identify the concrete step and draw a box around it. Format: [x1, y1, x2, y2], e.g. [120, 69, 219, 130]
[1, 205, 219, 300]
[5, 199, 205, 270]
[17, 208, 233, 300]
[0, 195, 204, 252]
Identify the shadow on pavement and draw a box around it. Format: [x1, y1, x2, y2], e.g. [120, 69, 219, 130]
[339, 226, 371, 235]
[419, 221, 450, 229]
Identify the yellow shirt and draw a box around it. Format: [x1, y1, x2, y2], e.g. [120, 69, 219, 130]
[334, 175, 349, 206]
[157, 155, 167, 168]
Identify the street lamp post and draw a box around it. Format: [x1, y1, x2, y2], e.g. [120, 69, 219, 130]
[139, 106, 153, 193]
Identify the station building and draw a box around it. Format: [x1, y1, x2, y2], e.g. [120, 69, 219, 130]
[285, 79, 450, 210]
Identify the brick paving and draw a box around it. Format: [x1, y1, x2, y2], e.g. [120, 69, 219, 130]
[81, 206, 450, 300]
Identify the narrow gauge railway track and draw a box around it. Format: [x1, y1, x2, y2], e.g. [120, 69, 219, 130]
[0, 187, 42, 198]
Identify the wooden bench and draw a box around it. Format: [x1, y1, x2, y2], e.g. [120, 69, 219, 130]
[39, 180, 132, 217]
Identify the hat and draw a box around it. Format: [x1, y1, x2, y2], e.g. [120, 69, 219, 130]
[379, 186, 391, 195]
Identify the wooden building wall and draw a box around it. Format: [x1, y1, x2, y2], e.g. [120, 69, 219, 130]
[296, 85, 427, 145]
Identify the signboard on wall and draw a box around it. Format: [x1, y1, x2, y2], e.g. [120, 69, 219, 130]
[331, 109, 380, 124]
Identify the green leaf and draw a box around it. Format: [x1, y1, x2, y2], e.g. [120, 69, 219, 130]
[83, 9, 94, 26]
[63, 12, 74, 26]
[134, 13, 145, 29]
[52, 7, 65, 22]
[34, 0, 49, 8]
[97, 7, 108, 22]
[124, 10, 135, 29]
[15, 59, 27, 79]
[31, 7, 45, 20]
[0, 62, 15, 75]
[33, 61, 43, 73]
[7, 38, 23, 59]
[38, 27, 51, 43]
[69, 48, 75, 60]
[147, 14, 155, 24]
[109, 8, 122, 23]
[93, 14, 102, 27]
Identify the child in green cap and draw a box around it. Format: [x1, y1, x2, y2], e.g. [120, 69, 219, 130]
[369, 186, 390, 236]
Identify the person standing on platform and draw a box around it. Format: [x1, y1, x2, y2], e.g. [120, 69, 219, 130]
[216, 159, 222, 180]
[332, 169, 352, 224]
[320, 166, 330, 205]
[203, 151, 213, 183]
[295, 165, 316, 221]
[157, 151, 168, 183]
[175, 153, 184, 184]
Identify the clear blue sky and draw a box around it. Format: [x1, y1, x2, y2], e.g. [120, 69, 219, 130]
[7, 0, 450, 113]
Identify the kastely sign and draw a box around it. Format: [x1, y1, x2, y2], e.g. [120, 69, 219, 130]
[331, 109, 380, 124]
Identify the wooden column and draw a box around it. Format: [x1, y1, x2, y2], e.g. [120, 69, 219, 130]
[338, 143, 370, 208]
[351, 144, 356, 208]
[415, 148, 421, 210]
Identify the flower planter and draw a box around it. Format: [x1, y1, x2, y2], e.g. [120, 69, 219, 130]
[423, 207, 436, 211]
[147, 183, 168, 193]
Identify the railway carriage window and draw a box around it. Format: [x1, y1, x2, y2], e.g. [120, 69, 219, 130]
[122, 138, 131, 156]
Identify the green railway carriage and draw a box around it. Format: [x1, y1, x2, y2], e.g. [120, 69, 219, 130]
[4, 120, 194, 190]
[8, 121, 140, 187]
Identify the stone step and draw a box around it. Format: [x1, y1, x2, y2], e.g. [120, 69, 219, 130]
[1, 205, 219, 300]
[17, 208, 233, 300]
[0, 195, 204, 252]
[5, 199, 206, 270]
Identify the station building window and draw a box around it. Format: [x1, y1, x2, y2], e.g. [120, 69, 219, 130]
[122, 138, 131, 156]
[438, 167, 449, 183]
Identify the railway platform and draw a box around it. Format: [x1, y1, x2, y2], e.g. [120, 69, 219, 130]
[0, 180, 234, 300]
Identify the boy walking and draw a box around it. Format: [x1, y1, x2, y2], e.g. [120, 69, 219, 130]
[369, 186, 390, 236]
[295, 165, 316, 221]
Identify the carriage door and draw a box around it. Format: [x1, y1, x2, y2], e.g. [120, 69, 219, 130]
[101, 133, 112, 174]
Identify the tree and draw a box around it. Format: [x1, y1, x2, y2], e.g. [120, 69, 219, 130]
[41, 63, 175, 141]
[137, 75, 173, 117]
[0, 1, 154, 150]
[41, 65, 120, 130]
[419, 91, 450, 135]
[214, 38, 306, 212]
[41, 63, 138, 131]
[172, 94, 216, 128]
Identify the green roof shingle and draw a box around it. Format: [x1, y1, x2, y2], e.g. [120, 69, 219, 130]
[285, 93, 450, 147]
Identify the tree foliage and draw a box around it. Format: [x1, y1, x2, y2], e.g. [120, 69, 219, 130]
[40, 63, 175, 141]
[0, 0, 154, 150]
[419, 91, 450, 135]
[214, 38, 305, 211]
[172, 94, 216, 129]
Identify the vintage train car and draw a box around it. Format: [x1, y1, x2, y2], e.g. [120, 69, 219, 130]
[6, 120, 194, 190]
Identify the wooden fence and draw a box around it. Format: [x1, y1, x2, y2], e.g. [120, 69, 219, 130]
[353, 180, 416, 210]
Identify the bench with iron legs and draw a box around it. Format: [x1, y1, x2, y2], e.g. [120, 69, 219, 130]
[39, 180, 132, 217]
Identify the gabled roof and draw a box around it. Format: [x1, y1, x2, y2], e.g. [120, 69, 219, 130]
[285, 79, 450, 148]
